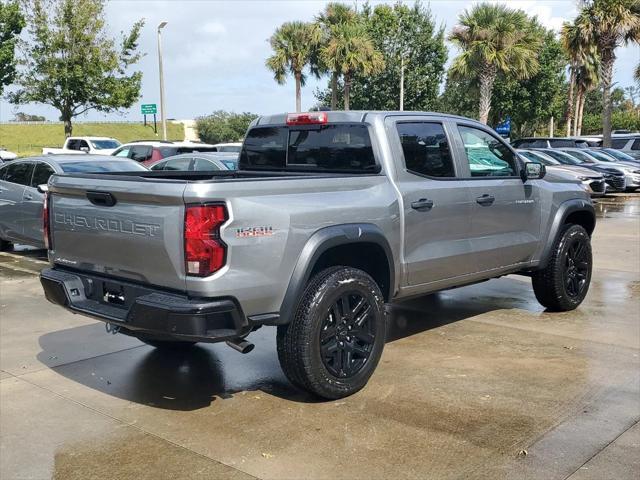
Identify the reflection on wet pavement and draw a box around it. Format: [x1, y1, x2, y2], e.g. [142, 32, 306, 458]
[593, 194, 640, 218]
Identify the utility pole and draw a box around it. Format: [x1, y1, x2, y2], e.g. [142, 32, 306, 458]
[157, 21, 168, 141]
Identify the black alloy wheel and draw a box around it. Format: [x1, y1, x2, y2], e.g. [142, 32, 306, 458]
[320, 292, 376, 378]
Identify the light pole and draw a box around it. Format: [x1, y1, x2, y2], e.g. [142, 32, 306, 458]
[157, 21, 168, 140]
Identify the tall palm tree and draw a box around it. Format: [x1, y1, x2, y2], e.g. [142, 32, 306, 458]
[576, 0, 640, 146]
[316, 3, 359, 110]
[574, 51, 600, 135]
[320, 22, 384, 110]
[266, 21, 322, 112]
[448, 3, 541, 124]
[561, 21, 587, 136]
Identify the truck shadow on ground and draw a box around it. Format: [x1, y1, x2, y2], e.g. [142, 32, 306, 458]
[37, 279, 537, 410]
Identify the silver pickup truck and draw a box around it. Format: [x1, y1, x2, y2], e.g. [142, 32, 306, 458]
[40, 111, 596, 399]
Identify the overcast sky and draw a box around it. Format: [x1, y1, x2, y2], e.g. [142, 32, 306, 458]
[0, 0, 638, 122]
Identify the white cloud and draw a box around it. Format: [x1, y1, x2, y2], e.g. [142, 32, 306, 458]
[198, 21, 227, 36]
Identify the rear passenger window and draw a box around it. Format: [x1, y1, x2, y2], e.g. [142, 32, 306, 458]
[31, 163, 55, 186]
[240, 124, 378, 173]
[611, 139, 628, 149]
[396, 122, 454, 178]
[162, 157, 192, 171]
[4, 162, 34, 185]
[458, 126, 517, 177]
[130, 146, 153, 162]
[632, 139, 640, 150]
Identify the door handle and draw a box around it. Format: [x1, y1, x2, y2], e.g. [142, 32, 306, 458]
[476, 194, 495, 206]
[23, 193, 33, 201]
[411, 198, 434, 211]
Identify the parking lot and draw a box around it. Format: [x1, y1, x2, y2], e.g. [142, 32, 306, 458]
[0, 194, 638, 480]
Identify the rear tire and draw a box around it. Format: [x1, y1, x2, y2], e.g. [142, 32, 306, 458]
[532, 224, 592, 311]
[277, 266, 386, 400]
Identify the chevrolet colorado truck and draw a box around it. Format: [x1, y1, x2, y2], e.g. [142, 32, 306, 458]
[40, 111, 595, 399]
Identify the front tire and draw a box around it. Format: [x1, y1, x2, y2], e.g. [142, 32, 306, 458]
[532, 224, 592, 311]
[277, 266, 386, 400]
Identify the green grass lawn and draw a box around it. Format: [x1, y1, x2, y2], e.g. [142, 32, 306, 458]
[0, 122, 185, 157]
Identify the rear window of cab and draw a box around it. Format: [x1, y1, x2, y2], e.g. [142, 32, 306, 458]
[239, 124, 378, 173]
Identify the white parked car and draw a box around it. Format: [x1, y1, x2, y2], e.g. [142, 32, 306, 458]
[0, 148, 18, 162]
[42, 136, 121, 155]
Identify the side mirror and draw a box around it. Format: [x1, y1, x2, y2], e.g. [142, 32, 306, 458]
[521, 161, 545, 181]
[37, 184, 49, 194]
[80, 146, 89, 153]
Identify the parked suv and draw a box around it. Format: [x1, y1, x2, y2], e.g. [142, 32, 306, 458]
[112, 141, 220, 166]
[40, 111, 595, 399]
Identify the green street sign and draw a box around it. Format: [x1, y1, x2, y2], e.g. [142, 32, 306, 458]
[141, 103, 157, 115]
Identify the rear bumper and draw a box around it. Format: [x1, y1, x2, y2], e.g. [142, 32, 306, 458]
[40, 267, 250, 342]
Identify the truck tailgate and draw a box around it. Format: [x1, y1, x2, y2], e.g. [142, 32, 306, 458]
[48, 175, 188, 291]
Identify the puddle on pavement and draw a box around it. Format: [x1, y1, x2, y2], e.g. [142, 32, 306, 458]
[593, 195, 640, 219]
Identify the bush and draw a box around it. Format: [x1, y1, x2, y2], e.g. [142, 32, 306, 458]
[196, 111, 258, 144]
[581, 111, 640, 135]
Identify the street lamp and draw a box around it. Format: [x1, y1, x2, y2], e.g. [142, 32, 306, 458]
[157, 21, 168, 140]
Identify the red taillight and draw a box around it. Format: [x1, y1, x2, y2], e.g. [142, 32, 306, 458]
[286, 111, 328, 125]
[184, 204, 228, 276]
[43, 192, 51, 250]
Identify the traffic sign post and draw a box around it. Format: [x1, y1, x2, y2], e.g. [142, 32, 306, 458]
[141, 104, 158, 134]
[495, 116, 511, 139]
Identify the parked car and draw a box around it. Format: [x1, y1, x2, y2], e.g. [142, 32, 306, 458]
[598, 148, 640, 165]
[0, 156, 147, 250]
[211, 142, 242, 153]
[534, 148, 627, 192]
[559, 148, 640, 192]
[149, 152, 229, 172]
[112, 141, 221, 167]
[517, 149, 606, 196]
[610, 135, 640, 160]
[511, 137, 589, 149]
[0, 148, 18, 161]
[40, 110, 596, 399]
[42, 136, 121, 155]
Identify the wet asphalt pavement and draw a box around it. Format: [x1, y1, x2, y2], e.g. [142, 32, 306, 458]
[1, 194, 638, 480]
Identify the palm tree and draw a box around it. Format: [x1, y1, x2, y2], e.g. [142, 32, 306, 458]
[576, 0, 640, 146]
[320, 22, 384, 110]
[316, 3, 359, 110]
[448, 3, 541, 124]
[574, 52, 600, 135]
[561, 21, 586, 136]
[266, 21, 322, 112]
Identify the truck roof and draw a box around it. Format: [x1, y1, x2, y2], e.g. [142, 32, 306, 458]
[253, 111, 487, 127]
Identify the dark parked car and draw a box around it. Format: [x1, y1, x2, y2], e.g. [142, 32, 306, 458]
[512, 137, 589, 149]
[536, 148, 627, 192]
[0, 155, 147, 250]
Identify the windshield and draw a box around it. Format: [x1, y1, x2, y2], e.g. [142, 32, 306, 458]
[543, 150, 583, 165]
[527, 151, 559, 165]
[90, 140, 121, 150]
[61, 160, 147, 173]
[604, 149, 635, 161]
[588, 150, 616, 162]
[562, 150, 595, 163]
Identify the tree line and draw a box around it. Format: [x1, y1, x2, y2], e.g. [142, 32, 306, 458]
[267, 1, 640, 146]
